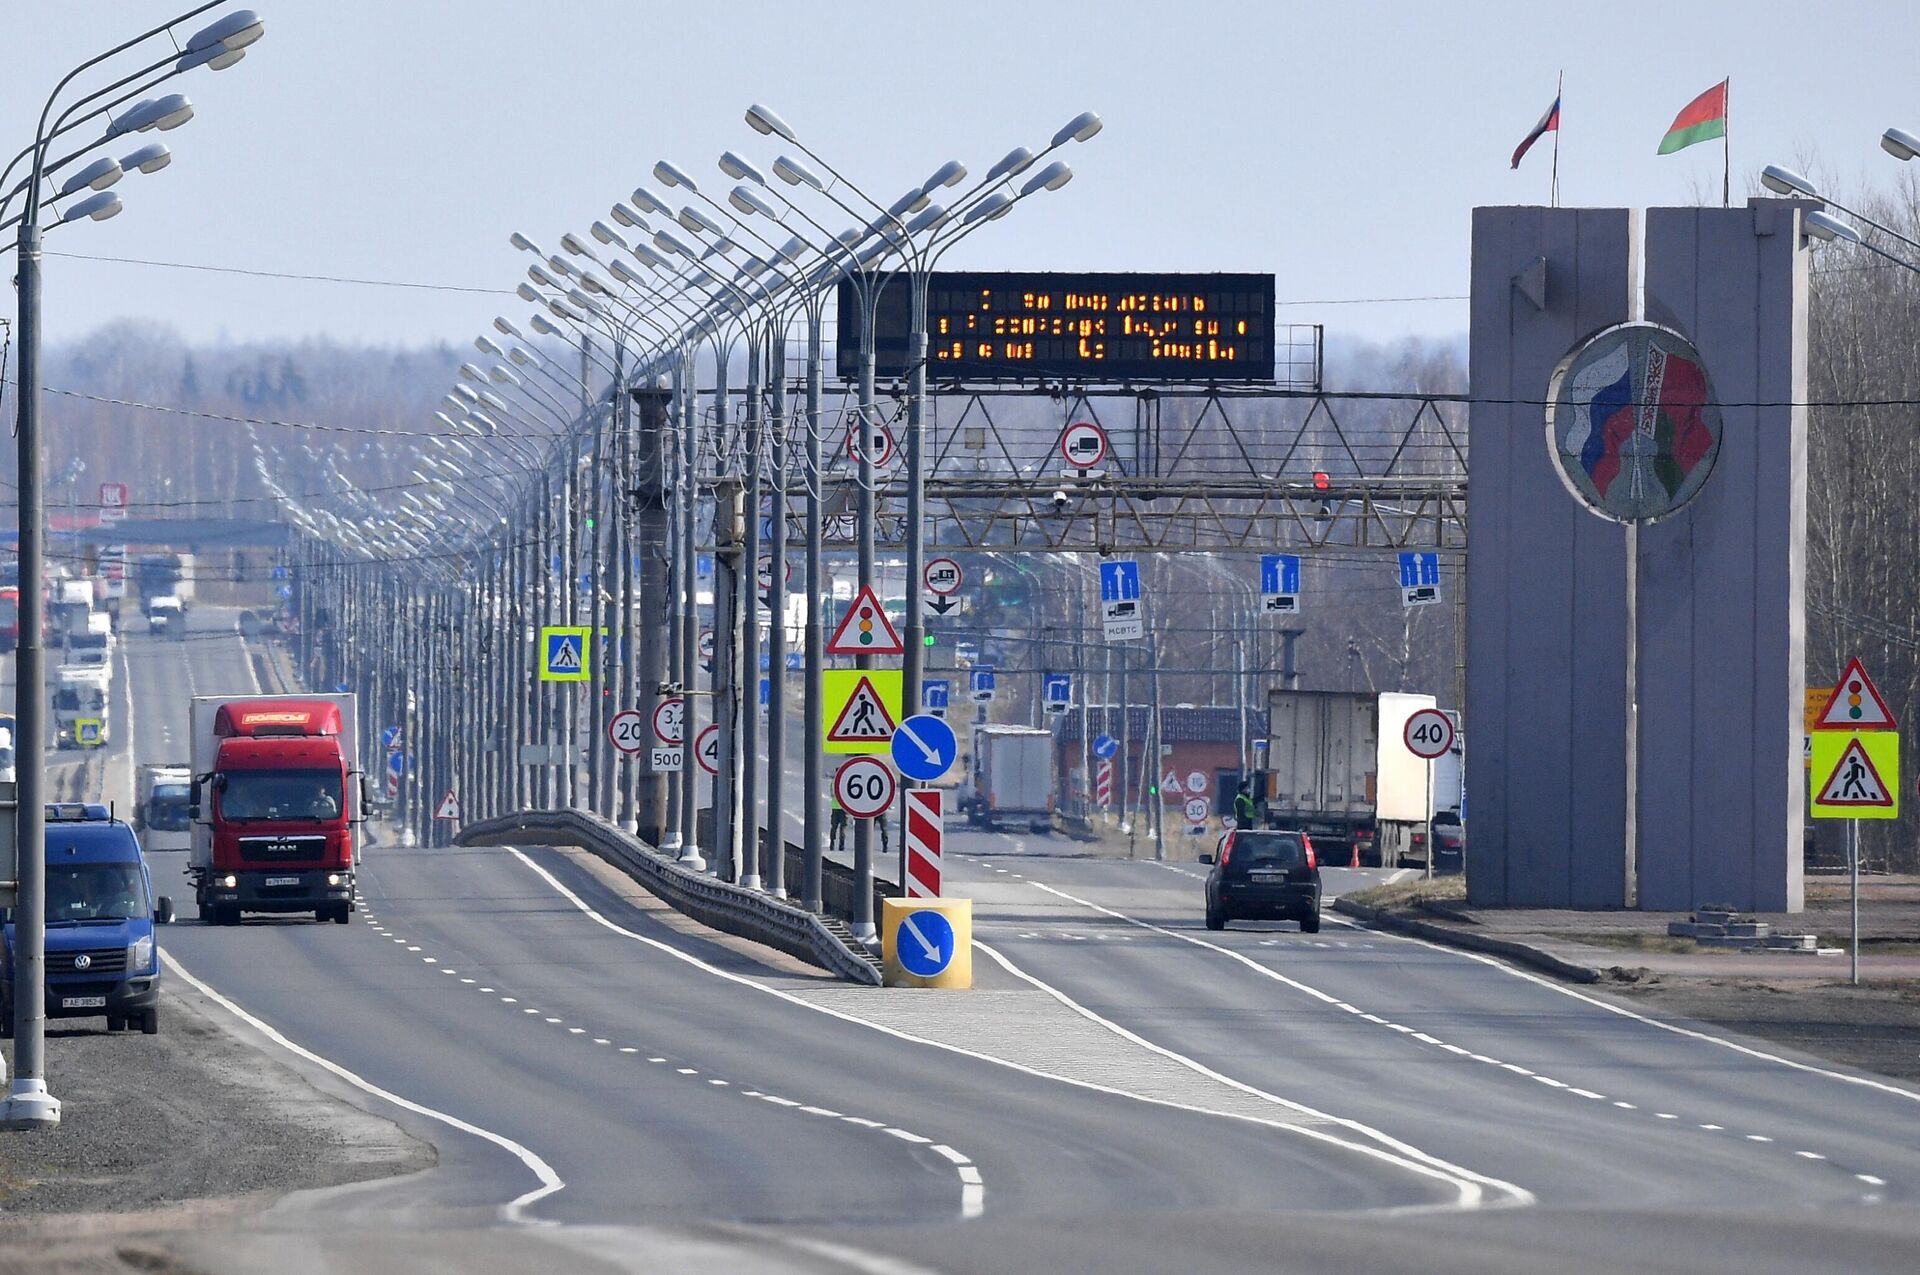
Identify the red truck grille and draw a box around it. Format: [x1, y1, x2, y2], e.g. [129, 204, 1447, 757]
[237, 835, 329, 862]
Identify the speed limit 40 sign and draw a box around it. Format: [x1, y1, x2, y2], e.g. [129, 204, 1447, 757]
[1403, 708, 1455, 760]
[834, 756, 896, 820]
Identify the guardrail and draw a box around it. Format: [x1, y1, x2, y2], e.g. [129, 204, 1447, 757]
[457, 809, 883, 986]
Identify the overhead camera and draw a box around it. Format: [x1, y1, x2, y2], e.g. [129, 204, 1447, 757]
[1050, 489, 1072, 514]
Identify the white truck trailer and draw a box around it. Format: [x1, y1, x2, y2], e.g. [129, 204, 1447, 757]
[964, 724, 1056, 834]
[1261, 689, 1439, 867]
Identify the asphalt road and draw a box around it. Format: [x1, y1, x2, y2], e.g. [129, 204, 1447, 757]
[73, 611, 1920, 1272]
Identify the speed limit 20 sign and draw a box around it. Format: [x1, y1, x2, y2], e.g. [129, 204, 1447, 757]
[1403, 708, 1455, 760]
[834, 756, 896, 820]
[607, 709, 647, 755]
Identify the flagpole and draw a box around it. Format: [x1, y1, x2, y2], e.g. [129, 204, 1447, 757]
[1722, 77, 1731, 209]
[1551, 70, 1563, 208]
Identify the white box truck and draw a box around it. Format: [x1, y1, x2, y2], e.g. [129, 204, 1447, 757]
[1261, 689, 1438, 867]
[134, 762, 195, 852]
[964, 724, 1056, 834]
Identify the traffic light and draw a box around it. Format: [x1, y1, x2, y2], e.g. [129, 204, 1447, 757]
[923, 634, 936, 648]
[1313, 471, 1330, 491]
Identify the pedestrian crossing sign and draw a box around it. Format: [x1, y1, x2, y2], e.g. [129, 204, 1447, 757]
[1810, 731, 1900, 820]
[824, 669, 901, 754]
[539, 626, 591, 682]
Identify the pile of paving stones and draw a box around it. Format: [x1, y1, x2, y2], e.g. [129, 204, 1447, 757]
[1667, 905, 1819, 953]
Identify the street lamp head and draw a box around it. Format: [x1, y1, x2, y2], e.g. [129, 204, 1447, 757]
[474, 335, 504, 357]
[610, 201, 645, 229]
[459, 362, 489, 384]
[175, 43, 244, 73]
[1020, 160, 1073, 195]
[529, 314, 562, 337]
[924, 160, 968, 191]
[1882, 127, 1920, 162]
[906, 203, 949, 234]
[631, 185, 672, 216]
[730, 184, 782, 220]
[493, 316, 523, 337]
[547, 254, 579, 279]
[59, 190, 123, 224]
[631, 242, 670, 270]
[144, 94, 195, 131]
[527, 263, 557, 287]
[121, 142, 172, 174]
[488, 364, 520, 386]
[889, 189, 928, 218]
[578, 270, 613, 296]
[609, 258, 646, 287]
[654, 227, 696, 258]
[1760, 164, 1818, 198]
[719, 150, 767, 185]
[654, 160, 698, 192]
[187, 9, 266, 53]
[60, 157, 124, 196]
[678, 205, 726, 238]
[775, 233, 808, 264]
[453, 383, 481, 403]
[963, 191, 1014, 224]
[590, 219, 628, 250]
[987, 145, 1035, 181]
[514, 282, 541, 303]
[565, 287, 605, 315]
[1053, 110, 1104, 145]
[745, 104, 796, 141]
[480, 390, 510, 413]
[508, 345, 540, 368]
[509, 231, 541, 254]
[773, 155, 824, 191]
[1804, 210, 1862, 244]
[559, 231, 597, 259]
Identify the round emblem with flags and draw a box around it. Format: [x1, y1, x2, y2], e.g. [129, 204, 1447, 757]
[1546, 322, 1722, 524]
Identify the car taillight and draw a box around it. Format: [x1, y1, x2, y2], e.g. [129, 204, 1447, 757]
[1219, 833, 1234, 867]
[1302, 835, 1317, 870]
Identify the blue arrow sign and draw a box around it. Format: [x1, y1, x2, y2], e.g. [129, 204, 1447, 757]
[1261, 554, 1301, 596]
[896, 909, 957, 978]
[1092, 733, 1119, 760]
[381, 725, 402, 752]
[969, 666, 996, 701]
[786, 651, 804, 672]
[335, 682, 351, 695]
[1042, 672, 1072, 705]
[1398, 551, 1441, 588]
[891, 713, 959, 782]
[922, 679, 951, 712]
[1099, 560, 1142, 602]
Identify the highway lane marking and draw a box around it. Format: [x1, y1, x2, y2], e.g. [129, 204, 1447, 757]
[969, 939, 1531, 1211]
[163, 951, 564, 1224]
[1019, 877, 1884, 1194]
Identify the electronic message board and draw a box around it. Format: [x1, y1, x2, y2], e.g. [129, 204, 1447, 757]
[836, 271, 1276, 383]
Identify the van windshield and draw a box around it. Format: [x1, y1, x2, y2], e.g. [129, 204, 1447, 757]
[47, 863, 150, 923]
[219, 769, 343, 822]
[148, 784, 193, 831]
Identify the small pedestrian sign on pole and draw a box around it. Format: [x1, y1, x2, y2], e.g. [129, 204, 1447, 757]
[1398, 552, 1441, 608]
[539, 625, 591, 681]
[1261, 554, 1301, 614]
[1099, 560, 1145, 641]
[824, 669, 902, 753]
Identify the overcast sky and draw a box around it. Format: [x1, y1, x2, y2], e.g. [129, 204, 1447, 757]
[9, 1, 1916, 359]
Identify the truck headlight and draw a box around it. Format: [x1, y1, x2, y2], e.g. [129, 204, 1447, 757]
[223, 874, 237, 888]
[127, 935, 154, 972]
[326, 873, 340, 886]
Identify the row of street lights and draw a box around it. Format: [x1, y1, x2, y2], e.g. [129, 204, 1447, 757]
[1763, 128, 1920, 274]
[273, 103, 1098, 942]
[6, 5, 267, 1130]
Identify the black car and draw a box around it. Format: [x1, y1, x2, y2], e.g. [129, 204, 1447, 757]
[1431, 812, 1465, 874]
[1201, 828, 1321, 932]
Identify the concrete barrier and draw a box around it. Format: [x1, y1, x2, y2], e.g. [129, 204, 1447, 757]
[457, 809, 882, 986]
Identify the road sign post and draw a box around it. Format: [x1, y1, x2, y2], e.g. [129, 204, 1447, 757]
[1810, 658, 1900, 985]
[1099, 561, 1144, 641]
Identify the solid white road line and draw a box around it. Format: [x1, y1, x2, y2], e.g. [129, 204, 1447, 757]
[164, 951, 564, 1222]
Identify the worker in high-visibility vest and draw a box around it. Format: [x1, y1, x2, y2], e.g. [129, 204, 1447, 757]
[830, 790, 888, 856]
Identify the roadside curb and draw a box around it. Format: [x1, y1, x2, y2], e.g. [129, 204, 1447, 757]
[1333, 898, 1605, 984]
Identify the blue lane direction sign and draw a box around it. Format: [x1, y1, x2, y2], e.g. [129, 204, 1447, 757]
[892, 714, 959, 783]
[1098, 560, 1145, 640]
[896, 909, 957, 978]
[381, 725, 402, 753]
[1092, 733, 1119, 760]
[1042, 672, 1072, 716]
[969, 666, 996, 704]
[922, 678, 951, 716]
[1261, 554, 1302, 614]
[1398, 552, 1442, 608]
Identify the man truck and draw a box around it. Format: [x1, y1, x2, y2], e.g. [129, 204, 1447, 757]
[1259, 689, 1439, 868]
[189, 694, 368, 925]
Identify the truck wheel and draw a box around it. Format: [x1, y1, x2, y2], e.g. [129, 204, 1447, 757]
[333, 904, 351, 925]
[139, 1008, 158, 1035]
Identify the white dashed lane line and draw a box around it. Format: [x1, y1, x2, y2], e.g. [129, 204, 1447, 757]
[355, 871, 988, 1221]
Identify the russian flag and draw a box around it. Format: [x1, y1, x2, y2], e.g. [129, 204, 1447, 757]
[1511, 93, 1561, 169]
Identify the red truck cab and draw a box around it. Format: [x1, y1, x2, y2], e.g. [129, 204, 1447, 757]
[192, 699, 357, 925]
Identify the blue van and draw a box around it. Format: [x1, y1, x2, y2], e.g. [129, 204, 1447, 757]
[1, 803, 174, 1036]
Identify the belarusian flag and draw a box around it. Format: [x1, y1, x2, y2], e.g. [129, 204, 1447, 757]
[1658, 80, 1728, 155]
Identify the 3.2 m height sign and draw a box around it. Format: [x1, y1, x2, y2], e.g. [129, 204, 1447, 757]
[1099, 560, 1144, 641]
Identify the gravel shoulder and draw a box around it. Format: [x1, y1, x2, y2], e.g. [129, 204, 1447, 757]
[0, 976, 432, 1268]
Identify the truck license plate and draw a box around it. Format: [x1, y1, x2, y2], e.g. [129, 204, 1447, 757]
[265, 876, 300, 887]
[62, 996, 107, 1009]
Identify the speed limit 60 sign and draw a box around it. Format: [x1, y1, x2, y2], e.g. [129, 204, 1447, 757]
[834, 756, 896, 820]
[1403, 708, 1455, 760]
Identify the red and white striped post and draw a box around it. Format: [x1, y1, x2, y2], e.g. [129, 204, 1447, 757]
[903, 789, 943, 898]
[1095, 758, 1113, 810]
